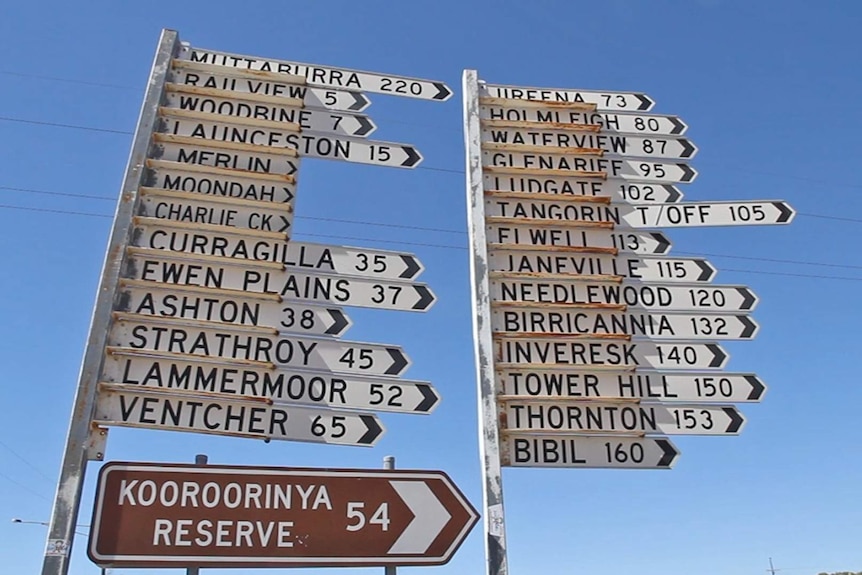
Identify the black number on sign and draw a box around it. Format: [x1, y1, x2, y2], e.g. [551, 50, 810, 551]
[658, 345, 698, 365]
[311, 415, 347, 438]
[380, 78, 423, 96]
[657, 261, 687, 278]
[371, 285, 402, 305]
[330, 114, 343, 131]
[619, 184, 655, 201]
[300, 310, 315, 329]
[604, 442, 645, 463]
[281, 307, 296, 328]
[689, 317, 728, 336]
[611, 233, 640, 251]
[369, 384, 404, 407]
[641, 139, 668, 154]
[687, 289, 727, 308]
[602, 94, 628, 108]
[324, 91, 337, 106]
[729, 205, 766, 222]
[339, 348, 374, 370]
[355, 253, 387, 274]
[639, 162, 666, 178]
[694, 377, 735, 398]
[634, 117, 661, 132]
[369, 145, 391, 162]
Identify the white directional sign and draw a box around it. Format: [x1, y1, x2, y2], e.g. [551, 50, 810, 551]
[486, 223, 672, 255]
[125, 250, 436, 312]
[484, 173, 683, 203]
[154, 135, 300, 177]
[488, 251, 716, 282]
[618, 201, 796, 227]
[495, 336, 729, 370]
[164, 89, 377, 137]
[180, 46, 453, 101]
[108, 315, 411, 377]
[102, 348, 441, 414]
[118, 282, 352, 337]
[483, 150, 697, 183]
[503, 400, 745, 436]
[496, 368, 767, 403]
[137, 187, 294, 234]
[95, 386, 385, 446]
[487, 277, 757, 312]
[503, 434, 679, 469]
[481, 127, 696, 159]
[170, 59, 373, 112]
[145, 159, 296, 205]
[480, 84, 655, 111]
[491, 307, 759, 340]
[480, 106, 688, 136]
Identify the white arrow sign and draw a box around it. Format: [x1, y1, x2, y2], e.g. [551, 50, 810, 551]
[137, 187, 294, 234]
[488, 250, 716, 282]
[503, 435, 679, 469]
[619, 201, 796, 227]
[480, 106, 688, 136]
[102, 348, 441, 414]
[125, 250, 436, 312]
[503, 400, 745, 435]
[480, 84, 655, 111]
[495, 336, 729, 370]
[484, 173, 683, 203]
[164, 88, 377, 137]
[117, 282, 352, 337]
[170, 59, 372, 112]
[483, 150, 697, 183]
[179, 46, 452, 101]
[486, 223, 672, 255]
[108, 315, 411, 376]
[388, 481, 452, 554]
[482, 126, 696, 159]
[497, 368, 767, 403]
[145, 159, 296, 205]
[95, 386, 385, 446]
[488, 277, 758, 312]
[153, 135, 300, 178]
[492, 306, 758, 340]
[130, 219, 425, 280]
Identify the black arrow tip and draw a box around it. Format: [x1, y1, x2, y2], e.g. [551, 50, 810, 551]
[350, 92, 369, 111]
[696, 259, 715, 282]
[284, 187, 295, 203]
[399, 254, 421, 279]
[739, 315, 758, 338]
[401, 146, 422, 167]
[774, 202, 795, 223]
[738, 287, 757, 310]
[670, 117, 687, 135]
[707, 344, 727, 368]
[680, 139, 696, 158]
[415, 384, 440, 412]
[636, 93, 654, 111]
[358, 415, 384, 444]
[325, 309, 350, 335]
[744, 375, 766, 400]
[412, 285, 435, 310]
[651, 232, 671, 254]
[723, 407, 745, 433]
[663, 185, 683, 202]
[385, 348, 409, 375]
[679, 164, 697, 182]
[433, 82, 453, 101]
[655, 439, 679, 467]
[355, 115, 374, 136]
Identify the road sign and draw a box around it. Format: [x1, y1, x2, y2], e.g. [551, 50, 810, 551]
[487, 277, 758, 312]
[124, 251, 436, 313]
[102, 348, 441, 414]
[164, 88, 377, 137]
[129, 220, 425, 280]
[502, 400, 745, 435]
[145, 159, 296, 205]
[484, 173, 683, 203]
[108, 315, 411, 377]
[491, 307, 759, 340]
[170, 60, 373, 112]
[480, 106, 688, 136]
[502, 434, 679, 469]
[486, 223, 672, 255]
[496, 368, 766, 403]
[137, 187, 294, 234]
[117, 282, 352, 336]
[153, 135, 300, 177]
[89, 462, 478, 567]
[480, 83, 655, 111]
[482, 150, 697, 184]
[495, 336, 729, 370]
[95, 387, 385, 446]
[179, 45, 453, 101]
[488, 251, 716, 282]
[617, 201, 796, 227]
[481, 126, 696, 159]
[159, 115, 422, 168]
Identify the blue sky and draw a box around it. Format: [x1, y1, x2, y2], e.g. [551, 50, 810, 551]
[2, 1, 861, 574]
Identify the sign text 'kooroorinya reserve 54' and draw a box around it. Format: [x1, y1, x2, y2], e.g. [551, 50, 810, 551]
[463, 71, 794, 575]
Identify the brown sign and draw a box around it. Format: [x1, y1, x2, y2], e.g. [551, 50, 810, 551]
[89, 461, 478, 567]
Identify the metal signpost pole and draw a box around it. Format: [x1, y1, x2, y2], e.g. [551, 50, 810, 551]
[39, 29, 180, 575]
[187, 454, 209, 575]
[383, 455, 396, 575]
[463, 69, 509, 575]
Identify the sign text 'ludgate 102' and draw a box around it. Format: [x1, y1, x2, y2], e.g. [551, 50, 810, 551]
[463, 71, 794, 575]
[41, 28, 457, 575]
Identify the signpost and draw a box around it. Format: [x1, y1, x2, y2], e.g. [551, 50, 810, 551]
[89, 463, 477, 567]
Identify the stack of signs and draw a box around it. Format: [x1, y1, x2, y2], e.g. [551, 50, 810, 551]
[90, 36, 451, 449]
[465, 76, 794, 470]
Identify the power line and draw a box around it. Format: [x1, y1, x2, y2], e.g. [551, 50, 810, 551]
[0, 185, 114, 202]
[0, 440, 54, 484]
[0, 115, 132, 135]
[0, 69, 133, 90]
[0, 470, 50, 502]
[0, 204, 111, 219]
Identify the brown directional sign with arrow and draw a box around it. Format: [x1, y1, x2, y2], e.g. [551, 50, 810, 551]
[89, 462, 478, 568]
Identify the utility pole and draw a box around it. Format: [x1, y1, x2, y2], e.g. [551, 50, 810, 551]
[768, 557, 782, 575]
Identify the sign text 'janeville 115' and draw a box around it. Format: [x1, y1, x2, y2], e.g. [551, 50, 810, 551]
[89, 463, 478, 567]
